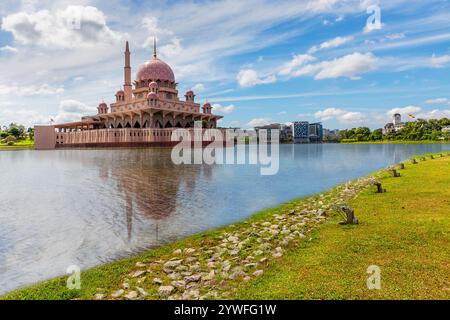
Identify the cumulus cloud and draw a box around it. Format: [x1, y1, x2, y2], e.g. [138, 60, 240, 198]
[314, 108, 365, 124]
[308, 36, 353, 54]
[387, 106, 450, 120]
[0, 106, 49, 127]
[0, 84, 64, 96]
[417, 109, 450, 119]
[247, 118, 272, 127]
[430, 54, 450, 68]
[54, 99, 96, 123]
[281, 52, 378, 80]
[1, 6, 122, 49]
[278, 54, 316, 76]
[237, 69, 276, 87]
[425, 98, 448, 105]
[211, 103, 235, 114]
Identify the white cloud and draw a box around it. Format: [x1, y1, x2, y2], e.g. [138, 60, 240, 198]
[237, 69, 276, 87]
[308, 36, 353, 54]
[0, 45, 18, 53]
[385, 33, 405, 40]
[191, 83, 205, 93]
[307, 0, 340, 12]
[54, 99, 96, 123]
[278, 54, 316, 76]
[211, 103, 235, 114]
[247, 118, 272, 127]
[386, 106, 421, 117]
[431, 54, 450, 68]
[285, 52, 378, 80]
[386, 105, 450, 120]
[425, 98, 448, 105]
[416, 109, 450, 119]
[314, 108, 365, 124]
[0, 84, 64, 96]
[277, 111, 287, 115]
[1, 6, 122, 49]
[0, 106, 49, 127]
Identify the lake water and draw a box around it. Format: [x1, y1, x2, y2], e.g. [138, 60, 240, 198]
[1, 143, 449, 294]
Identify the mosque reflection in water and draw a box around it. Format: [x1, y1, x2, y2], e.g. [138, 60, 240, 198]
[93, 149, 213, 241]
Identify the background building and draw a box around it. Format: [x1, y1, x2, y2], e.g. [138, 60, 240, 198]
[308, 122, 323, 143]
[292, 121, 310, 143]
[292, 121, 323, 143]
[254, 123, 292, 142]
[384, 113, 406, 134]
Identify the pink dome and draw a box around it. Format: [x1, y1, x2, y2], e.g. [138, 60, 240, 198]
[116, 90, 124, 96]
[203, 102, 211, 108]
[149, 81, 159, 88]
[147, 92, 158, 100]
[137, 58, 175, 83]
[99, 102, 108, 108]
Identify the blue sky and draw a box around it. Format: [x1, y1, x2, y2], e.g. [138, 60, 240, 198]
[0, 0, 450, 129]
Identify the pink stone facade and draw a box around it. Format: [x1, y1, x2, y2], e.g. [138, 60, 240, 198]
[35, 40, 223, 149]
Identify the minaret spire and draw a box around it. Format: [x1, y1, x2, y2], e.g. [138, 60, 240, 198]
[153, 37, 157, 59]
[124, 41, 132, 101]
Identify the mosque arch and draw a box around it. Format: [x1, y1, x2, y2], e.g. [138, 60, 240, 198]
[154, 120, 163, 128]
[125, 122, 132, 128]
[133, 121, 141, 128]
[117, 123, 123, 128]
[164, 119, 174, 128]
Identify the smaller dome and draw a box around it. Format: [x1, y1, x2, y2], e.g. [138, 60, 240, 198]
[99, 102, 108, 108]
[147, 92, 158, 100]
[185, 90, 194, 96]
[203, 101, 211, 108]
[149, 81, 159, 88]
[116, 90, 124, 96]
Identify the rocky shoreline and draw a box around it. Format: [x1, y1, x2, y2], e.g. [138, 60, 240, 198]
[94, 174, 383, 300]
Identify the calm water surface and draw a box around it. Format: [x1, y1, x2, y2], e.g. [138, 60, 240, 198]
[1, 143, 449, 293]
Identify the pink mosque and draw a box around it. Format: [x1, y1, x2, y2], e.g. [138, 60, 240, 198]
[34, 40, 224, 149]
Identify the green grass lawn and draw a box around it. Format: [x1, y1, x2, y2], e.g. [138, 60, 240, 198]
[233, 155, 450, 299]
[2, 153, 449, 300]
[340, 140, 449, 144]
[0, 138, 34, 150]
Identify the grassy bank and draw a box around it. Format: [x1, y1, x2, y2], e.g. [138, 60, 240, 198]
[0, 138, 34, 150]
[2, 152, 449, 300]
[340, 140, 449, 144]
[234, 153, 450, 299]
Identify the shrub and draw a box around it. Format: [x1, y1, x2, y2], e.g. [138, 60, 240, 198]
[7, 141, 15, 146]
[4, 135, 17, 143]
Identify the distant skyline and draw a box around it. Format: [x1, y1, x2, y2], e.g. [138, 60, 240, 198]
[1, 0, 450, 129]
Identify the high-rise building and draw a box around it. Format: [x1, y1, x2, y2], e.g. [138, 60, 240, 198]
[292, 121, 310, 143]
[308, 122, 323, 143]
[292, 121, 323, 143]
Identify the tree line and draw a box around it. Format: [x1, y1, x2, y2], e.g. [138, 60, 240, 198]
[0, 123, 34, 146]
[325, 118, 450, 142]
